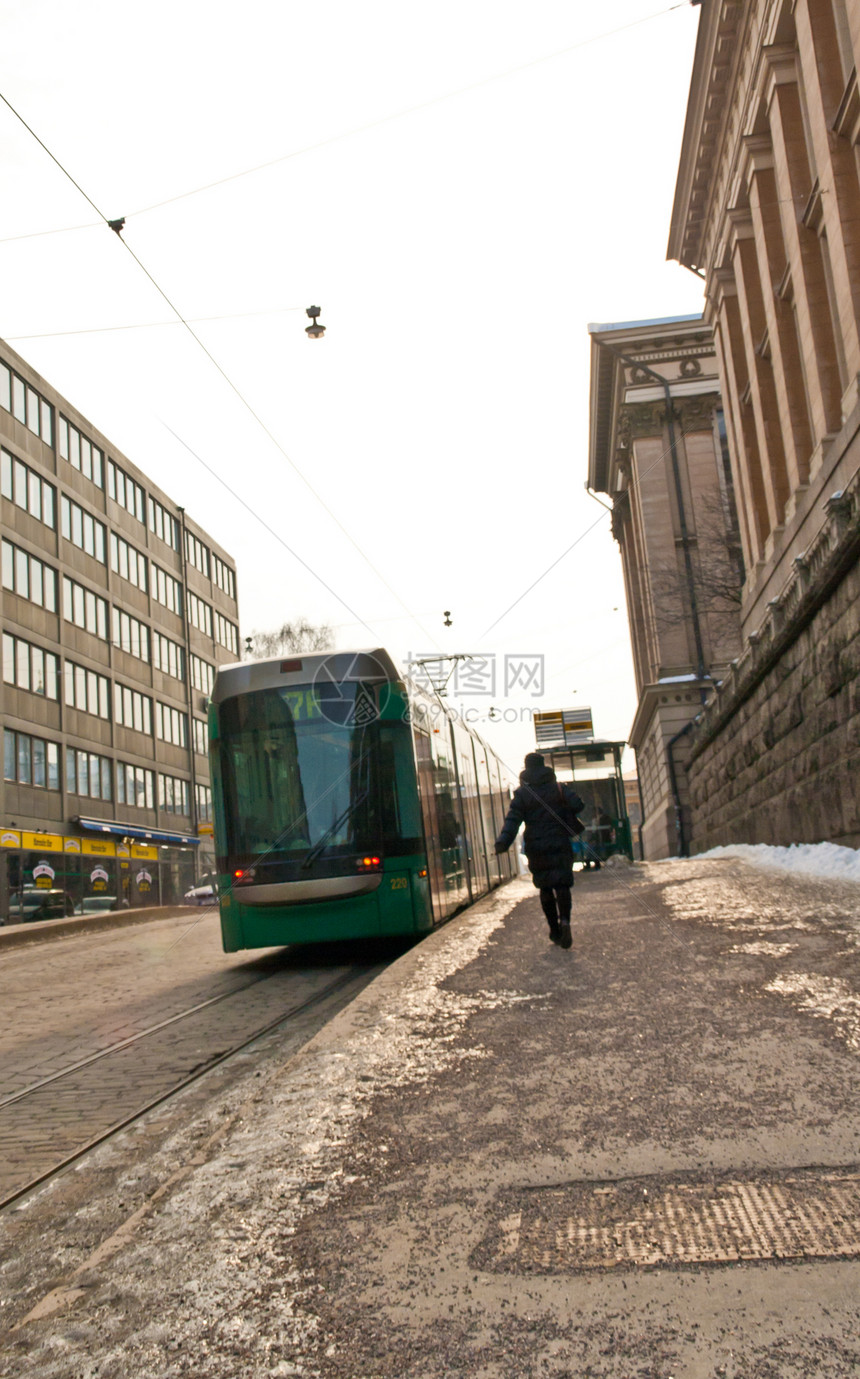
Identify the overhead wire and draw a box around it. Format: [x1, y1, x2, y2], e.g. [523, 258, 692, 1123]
[0, 2, 691, 244]
[160, 423, 369, 631]
[0, 87, 442, 655]
[0, 1, 697, 659]
[4, 305, 307, 341]
[482, 413, 717, 639]
[125, 2, 691, 221]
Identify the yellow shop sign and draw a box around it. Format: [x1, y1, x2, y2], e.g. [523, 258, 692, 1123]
[131, 844, 158, 860]
[1, 830, 21, 848]
[82, 838, 116, 857]
[22, 832, 63, 852]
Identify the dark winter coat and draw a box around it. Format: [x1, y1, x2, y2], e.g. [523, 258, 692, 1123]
[495, 764, 584, 889]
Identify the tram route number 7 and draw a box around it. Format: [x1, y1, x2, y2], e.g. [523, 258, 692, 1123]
[281, 688, 325, 722]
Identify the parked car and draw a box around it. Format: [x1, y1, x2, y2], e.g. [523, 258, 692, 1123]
[73, 895, 119, 914]
[8, 889, 76, 923]
[183, 874, 218, 906]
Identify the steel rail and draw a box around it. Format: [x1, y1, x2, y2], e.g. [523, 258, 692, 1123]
[0, 969, 281, 1112]
[0, 965, 374, 1214]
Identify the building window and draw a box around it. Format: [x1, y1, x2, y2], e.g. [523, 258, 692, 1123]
[190, 654, 215, 695]
[60, 495, 107, 563]
[151, 562, 183, 616]
[117, 761, 155, 809]
[212, 553, 236, 600]
[195, 781, 212, 821]
[58, 415, 103, 486]
[192, 718, 208, 756]
[184, 529, 211, 578]
[106, 459, 145, 522]
[152, 631, 185, 681]
[111, 607, 150, 662]
[1, 363, 54, 445]
[156, 701, 188, 748]
[62, 576, 108, 639]
[148, 495, 179, 551]
[158, 772, 190, 815]
[1, 450, 56, 529]
[114, 683, 153, 735]
[214, 611, 239, 655]
[3, 633, 59, 699]
[187, 591, 213, 637]
[4, 728, 60, 789]
[2, 539, 58, 611]
[67, 746, 113, 800]
[64, 661, 110, 719]
[109, 531, 148, 591]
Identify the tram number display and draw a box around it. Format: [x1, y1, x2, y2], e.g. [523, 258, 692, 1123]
[280, 689, 324, 722]
[389, 876, 408, 890]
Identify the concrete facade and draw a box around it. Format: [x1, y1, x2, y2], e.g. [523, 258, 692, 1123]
[0, 338, 240, 916]
[668, 0, 860, 851]
[588, 317, 743, 859]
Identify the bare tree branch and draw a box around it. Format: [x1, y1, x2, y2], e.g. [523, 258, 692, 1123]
[248, 619, 334, 658]
[651, 491, 745, 637]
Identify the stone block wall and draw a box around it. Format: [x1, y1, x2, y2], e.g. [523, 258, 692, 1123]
[686, 491, 860, 851]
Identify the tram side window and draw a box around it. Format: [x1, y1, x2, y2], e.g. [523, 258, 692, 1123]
[376, 723, 423, 854]
[432, 743, 460, 850]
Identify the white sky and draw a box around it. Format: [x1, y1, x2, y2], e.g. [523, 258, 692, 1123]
[0, 0, 706, 776]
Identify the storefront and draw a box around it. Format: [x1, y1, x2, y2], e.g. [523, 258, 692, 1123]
[0, 824, 198, 924]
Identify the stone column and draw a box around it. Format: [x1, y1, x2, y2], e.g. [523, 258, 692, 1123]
[795, 0, 860, 400]
[765, 48, 844, 441]
[728, 212, 791, 539]
[744, 135, 813, 490]
[710, 275, 769, 571]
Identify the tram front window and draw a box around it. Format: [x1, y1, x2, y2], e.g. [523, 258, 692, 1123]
[218, 684, 375, 865]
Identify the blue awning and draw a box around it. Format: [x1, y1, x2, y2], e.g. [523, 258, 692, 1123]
[76, 817, 201, 846]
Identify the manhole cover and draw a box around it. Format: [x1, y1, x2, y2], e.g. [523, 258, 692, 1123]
[474, 1166, 860, 1272]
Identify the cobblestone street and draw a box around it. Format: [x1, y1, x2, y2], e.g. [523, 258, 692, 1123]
[2, 858, 859, 1377]
[0, 910, 388, 1205]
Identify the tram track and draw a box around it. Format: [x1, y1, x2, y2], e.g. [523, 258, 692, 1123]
[0, 967, 283, 1113]
[0, 962, 379, 1214]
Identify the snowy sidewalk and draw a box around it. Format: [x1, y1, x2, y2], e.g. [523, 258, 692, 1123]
[3, 855, 860, 1378]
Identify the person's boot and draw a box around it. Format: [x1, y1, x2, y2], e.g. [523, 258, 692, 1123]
[548, 921, 561, 944]
[558, 921, 572, 949]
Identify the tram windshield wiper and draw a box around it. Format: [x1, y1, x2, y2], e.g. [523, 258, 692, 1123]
[300, 788, 370, 870]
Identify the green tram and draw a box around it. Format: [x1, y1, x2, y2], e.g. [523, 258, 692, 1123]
[209, 650, 516, 951]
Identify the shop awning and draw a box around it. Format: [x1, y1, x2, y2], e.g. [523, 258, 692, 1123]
[76, 817, 201, 846]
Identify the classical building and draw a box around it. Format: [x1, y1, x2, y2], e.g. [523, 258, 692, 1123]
[588, 316, 743, 859]
[667, 0, 860, 850]
[1, 339, 240, 919]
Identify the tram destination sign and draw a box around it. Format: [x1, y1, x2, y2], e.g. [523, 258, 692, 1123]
[534, 707, 594, 748]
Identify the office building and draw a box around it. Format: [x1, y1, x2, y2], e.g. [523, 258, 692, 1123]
[1, 339, 240, 919]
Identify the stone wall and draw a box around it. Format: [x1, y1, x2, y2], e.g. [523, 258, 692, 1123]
[686, 479, 860, 851]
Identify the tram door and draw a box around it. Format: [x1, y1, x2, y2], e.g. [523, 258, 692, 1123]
[414, 728, 446, 922]
[457, 741, 489, 897]
[477, 751, 504, 885]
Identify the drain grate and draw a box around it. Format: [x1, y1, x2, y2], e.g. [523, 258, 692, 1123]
[475, 1166, 860, 1272]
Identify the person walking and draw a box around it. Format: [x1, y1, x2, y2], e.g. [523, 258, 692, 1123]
[495, 752, 584, 949]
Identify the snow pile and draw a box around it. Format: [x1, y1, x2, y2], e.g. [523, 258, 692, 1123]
[698, 841, 860, 884]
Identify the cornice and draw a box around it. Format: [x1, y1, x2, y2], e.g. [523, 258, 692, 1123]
[761, 40, 799, 97]
[667, 0, 745, 270]
[741, 132, 775, 176]
[588, 316, 710, 495]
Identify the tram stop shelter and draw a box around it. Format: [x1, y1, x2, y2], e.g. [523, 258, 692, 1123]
[538, 740, 633, 867]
